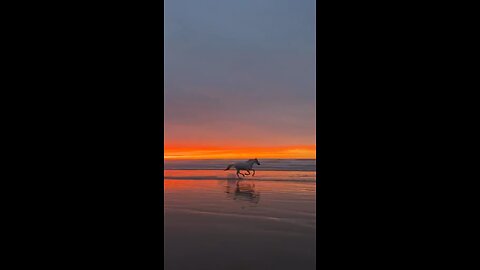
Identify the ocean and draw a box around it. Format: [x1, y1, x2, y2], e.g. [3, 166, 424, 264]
[164, 159, 316, 182]
[164, 159, 317, 269]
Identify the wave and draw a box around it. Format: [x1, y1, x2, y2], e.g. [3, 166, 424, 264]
[164, 159, 316, 171]
[164, 176, 316, 182]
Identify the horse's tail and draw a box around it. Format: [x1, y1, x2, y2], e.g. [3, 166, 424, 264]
[224, 164, 234, 171]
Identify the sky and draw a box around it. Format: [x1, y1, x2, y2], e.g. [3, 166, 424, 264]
[164, 0, 316, 159]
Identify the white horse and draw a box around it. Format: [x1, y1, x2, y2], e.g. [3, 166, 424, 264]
[224, 158, 261, 178]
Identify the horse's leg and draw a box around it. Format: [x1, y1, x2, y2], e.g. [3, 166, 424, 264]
[244, 170, 251, 175]
[252, 169, 255, 176]
[236, 170, 245, 178]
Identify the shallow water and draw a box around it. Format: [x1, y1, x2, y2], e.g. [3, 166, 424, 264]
[164, 169, 316, 182]
[164, 178, 316, 270]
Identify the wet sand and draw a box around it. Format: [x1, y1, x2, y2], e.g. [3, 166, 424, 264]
[164, 176, 316, 270]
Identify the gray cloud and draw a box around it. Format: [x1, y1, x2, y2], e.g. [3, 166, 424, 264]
[165, 0, 316, 146]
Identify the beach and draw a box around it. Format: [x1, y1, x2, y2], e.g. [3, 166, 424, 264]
[164, 0, 316, 266]
[164, 161, 316, 270]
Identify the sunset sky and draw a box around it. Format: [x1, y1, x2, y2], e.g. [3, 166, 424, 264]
[164, 0, 316, 159]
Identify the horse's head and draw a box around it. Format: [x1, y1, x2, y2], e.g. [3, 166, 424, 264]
[254, 158, 260, 165]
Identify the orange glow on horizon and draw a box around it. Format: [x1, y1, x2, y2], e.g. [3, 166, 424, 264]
[164, 145, 316, 159]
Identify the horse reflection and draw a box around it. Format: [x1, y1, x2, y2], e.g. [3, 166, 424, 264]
[225, 180, 260, 204]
